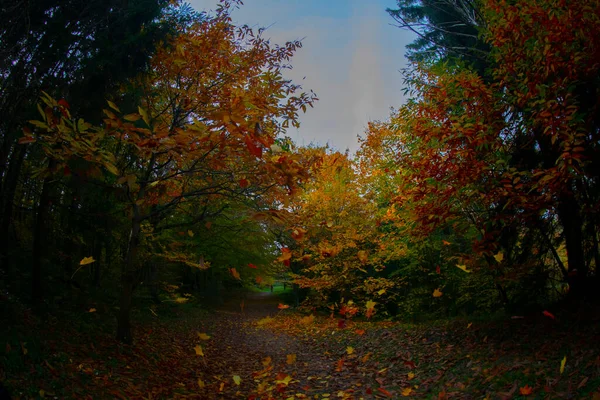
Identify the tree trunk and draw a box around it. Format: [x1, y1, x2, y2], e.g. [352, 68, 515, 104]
[557, 194, 587, 297]
[31, 162, 54, 306]
[0, 145, 26, 275]
[116, 216, 142, 344]
[116, 271, 135, 344]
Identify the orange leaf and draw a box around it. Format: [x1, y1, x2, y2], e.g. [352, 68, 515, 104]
[247, 263, 258, 269]
[239, 178, 250, 188]
[278, 303, 290, 310]
[519, 385, 533, 396]
[378, 387, 394, 397]
[229, 267, 241, 280]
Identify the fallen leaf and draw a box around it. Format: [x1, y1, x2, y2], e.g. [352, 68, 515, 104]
[456, 264, 471, 273]
[88, 308, 97, 313]
[407, 372, 415, 380]
[197, 379, 205, 388]
[401, 387, 412, 396]
[187, 230, 194, 237]
[247, 263, 258, 269]
[378, 387, 394, 397]
[197, 332, 211, 340]
[519, 385, 533, 396]
[286, 354, 296, 364]
[79, 256, 95, 266]
[278, 303, 290, 310]
[494, 251, 504, 263]
[355, 329, 366, 336]
[560, 355, 566, 374]
[229, 267, 241, 280]
[194, 345, 204, 356]
[433, 288, 443, 297]
[542, 310, 555, 319]
[233, 375, 241, 385]
[442, 240, 451, 246]
[346, 346, 354, 355]
[467, 322, 472, 329]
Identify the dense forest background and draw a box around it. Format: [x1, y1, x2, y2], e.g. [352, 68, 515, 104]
[1, 0, 600, 398]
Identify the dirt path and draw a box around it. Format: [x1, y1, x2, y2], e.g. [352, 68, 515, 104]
[194, 291, 365, 399]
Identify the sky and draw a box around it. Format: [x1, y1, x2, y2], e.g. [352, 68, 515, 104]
[189, 0, 414, 154]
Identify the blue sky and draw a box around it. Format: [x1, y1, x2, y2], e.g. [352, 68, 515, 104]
[189, 0, 414, 153]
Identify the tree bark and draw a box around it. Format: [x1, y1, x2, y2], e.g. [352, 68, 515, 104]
[31, 161, 55, 306]
[116, 215, 142, 344]
[0, 145, 26, 275]
[557, 193, 587, 297]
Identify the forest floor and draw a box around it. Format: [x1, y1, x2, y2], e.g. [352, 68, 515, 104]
[2, 290, 600, 399]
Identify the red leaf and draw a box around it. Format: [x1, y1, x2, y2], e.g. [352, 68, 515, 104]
[58, 98, 70, 109]
[18, 136, 36, 144]
[337, 319, 346, 329]
[436, 265, 441, 274]
[377, 387, 393, 397]
[248, 263, 258, 269]
[403, 360, 416, 369]
[239, 178, 250, 188]
[243, 135, 262, 158]
[542, 310, 555, 320]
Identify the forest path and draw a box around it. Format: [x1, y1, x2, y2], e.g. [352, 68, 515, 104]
[194, 291, 366, 399]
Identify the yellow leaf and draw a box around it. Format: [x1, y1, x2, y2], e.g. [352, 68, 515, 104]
[433, 288, 443, 297]
[275, 374, 292, 386]
[197, 379, 205, 388]
[39, 390, 45, 398]
[233, 375, 241, 385]
[377, 289, 386, 295]
[494, 252, 504, 263]
[107, 100, 120, 113]
[407, 371, 415, 380]
[194, 345, 204, 356]
[456, 264, 471, 273]
[560, 355, 566, 374]
[402, 387, 413, 396]
[174, 297, 188, 304]
[262, 356, 272, 367]
[188, 230, 194, 237]
[104, 162, 119, 176]
[123, 113, 141, 122]
[467, 322, 472, 329]
[357, 250, 368, 264]
[286, 354, 297, 364]
[79, 256, 96, 266]
[346, 346, 354, 355]
[88, 308, 97, 313]
[197, 332, 211, 340]
[138, 106, 150, 125]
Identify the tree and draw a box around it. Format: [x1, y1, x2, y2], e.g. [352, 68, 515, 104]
[98, 1, 316, 343]
[280, 150, 398, 316]
[366, 0, 600, 307]
[0, 0, 175, 298]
